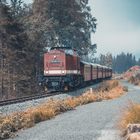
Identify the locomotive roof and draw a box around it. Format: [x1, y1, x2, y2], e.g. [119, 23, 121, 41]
[50, 47, 77, 56]
[50, 47, 73, 50]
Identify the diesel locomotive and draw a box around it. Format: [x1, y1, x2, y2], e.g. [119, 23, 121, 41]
[42, 47, 112, 91]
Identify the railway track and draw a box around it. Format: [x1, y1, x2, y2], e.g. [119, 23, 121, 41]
[0, 91, 60, 106]
[0, 80, 104, 107]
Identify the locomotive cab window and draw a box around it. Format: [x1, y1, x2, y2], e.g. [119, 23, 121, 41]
[50, 47, 78, 56]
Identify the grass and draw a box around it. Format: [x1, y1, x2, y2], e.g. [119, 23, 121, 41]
[119, 102, 140, 138]
[0, 80, 126, 139]
[120, 103, 140, 129]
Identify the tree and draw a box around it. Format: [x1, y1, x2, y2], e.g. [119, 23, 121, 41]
[9, 0, 32, 22]
[10, 0, 23, 18]
[23, 0, 97, 79]
[112, 52, 137, 73]
[137, 58, 140, 66]
[0, 0, 97, 99]
[0, 2, 16, 98]
[105, 53, 113, 67]
[95, 52, 140, 73]
[0, 2, 35, 99]
[0, 0, 7, 4]
[97, 53, 112, 67]
[30, 0, 96, 56]
[82, 44, 97, 62]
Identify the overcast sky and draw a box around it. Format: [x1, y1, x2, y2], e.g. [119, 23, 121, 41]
[23, 0, 140, 58]
[89, 0, 140, 58]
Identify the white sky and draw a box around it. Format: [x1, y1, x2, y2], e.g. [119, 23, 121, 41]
[23, 0, 140, 58]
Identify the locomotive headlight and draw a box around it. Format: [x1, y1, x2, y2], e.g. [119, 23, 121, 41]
[45, 71, 49, 74]
[62, 70, 65, 74]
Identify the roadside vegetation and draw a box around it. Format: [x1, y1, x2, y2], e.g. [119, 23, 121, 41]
[128, 73, 140, 86]
[120, 103, 140, 129]
[0, 80, 127, 139]
[123, 65, 140, 86]
[119, 103, 140, 139]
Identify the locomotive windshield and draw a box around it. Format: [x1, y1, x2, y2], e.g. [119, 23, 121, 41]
[50, 47, 77, 55]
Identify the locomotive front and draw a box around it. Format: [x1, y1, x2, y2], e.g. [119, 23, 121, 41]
[43, 47, 81, 91]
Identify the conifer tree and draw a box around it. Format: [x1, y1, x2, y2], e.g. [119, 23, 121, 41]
[31, 0, 97, 56]
[0, 2, 34, 99]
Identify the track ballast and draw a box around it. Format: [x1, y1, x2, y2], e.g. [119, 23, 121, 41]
[0, 91, 60, 106]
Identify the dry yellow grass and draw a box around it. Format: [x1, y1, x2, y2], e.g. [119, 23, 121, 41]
[119, 103, 140, 139]
[0, 80, 126, 139]
[103, 85, 126, 100]
[120, 103, 140, 129]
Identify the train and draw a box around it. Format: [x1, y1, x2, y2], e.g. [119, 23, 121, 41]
[42, 47, 112, 91]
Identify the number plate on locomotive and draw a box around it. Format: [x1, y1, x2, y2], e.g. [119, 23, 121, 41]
[52, 82, 58, 86]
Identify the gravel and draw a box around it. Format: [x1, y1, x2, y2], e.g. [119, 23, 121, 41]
[7, 81, 140, 140]
[0, 83, 100, 116]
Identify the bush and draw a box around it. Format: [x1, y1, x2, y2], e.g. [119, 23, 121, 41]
[97, 80, 119, 92]
[123, 86, 128, 92]
[120, 103, 140, 129]
[128, 73, 140, 85]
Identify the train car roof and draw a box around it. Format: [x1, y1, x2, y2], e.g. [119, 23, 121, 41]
[80, 61, 91, 66]
[81, 61, 102, 68]
[94, 64, 112, 69]
[80, 61, 112, 70]
[91, 63, 101, 67]
[102, 66, 108, 68]
[92, 63, 103, 68]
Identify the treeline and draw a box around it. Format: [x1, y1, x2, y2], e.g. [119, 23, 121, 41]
[0, 0, 96, 99]
[95, 52, 140, 73]
[112, 53, 139, 73]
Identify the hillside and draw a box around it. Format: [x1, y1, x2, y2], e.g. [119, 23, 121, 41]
[124, 65, 140, 85]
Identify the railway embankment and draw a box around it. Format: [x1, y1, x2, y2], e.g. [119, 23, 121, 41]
[0, 82, 101, 116]
[0, 80, 127, 139]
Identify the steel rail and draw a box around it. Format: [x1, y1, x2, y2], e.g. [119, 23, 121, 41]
[0, 91, 60, 106]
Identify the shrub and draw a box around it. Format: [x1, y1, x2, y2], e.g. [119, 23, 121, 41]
[128, 73, 140, 86]
[97, 80, 119, 92]
[120, 103, 140, 129]
[123, 86, 128, 92]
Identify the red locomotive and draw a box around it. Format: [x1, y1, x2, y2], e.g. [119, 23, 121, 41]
[43, 47, 112, 91]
